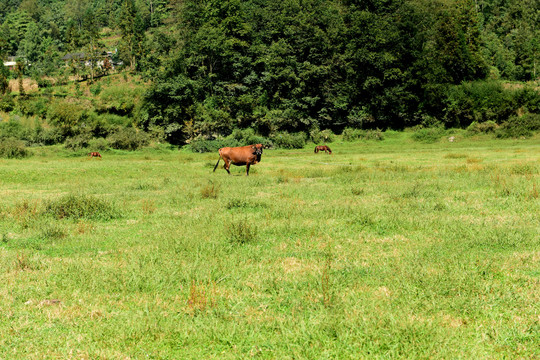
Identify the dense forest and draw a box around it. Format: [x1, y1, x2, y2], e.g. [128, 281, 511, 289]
[0, 0, 539, 148]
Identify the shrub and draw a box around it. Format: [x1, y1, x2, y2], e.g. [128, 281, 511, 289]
[0, 138, 30, 158]
[270, 131, 306, 149]
[88, 137, 109, 151]
[64, 133, 92, 150]
[467, 121, 499, 134]
[0, 95, 15, 112]
[97, 86, 143, 116]
[188, 137, 240, 153]
[31, 126, 64, 146]
[89, 83, 102, 96]
[230, 128, 272, 147]
[47, 101, 88, 137]
[411, 127, 446, 143]
[44, 194, 120, 220]
[107, 127, 149, 150]
[0, 118, 27, 140]
[442, 81, 540, 127]
[36, 79, 52, 89]
[310, 128, 334, 143]
[496, 113, 540, 138]
[342, 128, 384, 141]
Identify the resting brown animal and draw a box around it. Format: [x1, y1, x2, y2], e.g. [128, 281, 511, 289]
[314, 145, 332, 154]
[213, 144, 263, 176]
[88, 152, 102, 158]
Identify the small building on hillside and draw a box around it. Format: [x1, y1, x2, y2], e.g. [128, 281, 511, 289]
[2, 56, 18, 70]
[61, 50, 120, 69]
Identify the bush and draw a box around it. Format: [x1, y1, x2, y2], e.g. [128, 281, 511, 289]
[64, 133, 92, 150]
[310, 128, 334, 143]
[96, 86, 143, 116]
[0, 138, 30, 158]
[496, 113, 540, 138]
[342, 128, 384, 141]
[0, 95, 15, 112]
[30, 126, 64, 146]
[17, 97, 49, 117]
[188, 137, 240, 153]
[270, 131, 306, 149]
[44, 194, 121, 220]
[107, 127, 149, 150]
[47, 101, 88, 137]
[442, 81, 540, 127]
[467, 121, 499, 134]
[88, 137, 109, 151]
[411, 127, 446, 143]
[0, 118, 26, 140]
[230, 128, 272, 147]
[36, 79, 52, 89]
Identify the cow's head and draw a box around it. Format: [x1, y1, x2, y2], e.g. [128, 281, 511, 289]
[252, 144, 263, 161]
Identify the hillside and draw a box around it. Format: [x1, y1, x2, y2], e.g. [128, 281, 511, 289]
[0, 0, 539, 149]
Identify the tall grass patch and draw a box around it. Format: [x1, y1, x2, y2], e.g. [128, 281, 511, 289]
[227, 218, 258, 245]
[44, 194, 121, 220]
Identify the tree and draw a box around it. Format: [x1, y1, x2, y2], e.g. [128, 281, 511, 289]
[118, 0, 146, 71]
[0, 63, 9, 95]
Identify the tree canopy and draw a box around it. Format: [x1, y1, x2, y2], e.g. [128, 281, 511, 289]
[1, 0, 539, 143]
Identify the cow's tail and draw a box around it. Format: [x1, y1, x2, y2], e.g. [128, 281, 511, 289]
[213, 155, 221, 172]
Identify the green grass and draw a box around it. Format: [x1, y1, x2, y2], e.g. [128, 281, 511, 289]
[0, 134, 539, 358]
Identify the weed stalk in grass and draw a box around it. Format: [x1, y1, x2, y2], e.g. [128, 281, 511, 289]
[201, 181, 220, 199]
[321, 242, 333, 308]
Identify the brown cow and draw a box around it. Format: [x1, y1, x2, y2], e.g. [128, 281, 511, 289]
[213, 144, 263, 176]
[88, 152, 102, 159]
[314, 145, 332, 154]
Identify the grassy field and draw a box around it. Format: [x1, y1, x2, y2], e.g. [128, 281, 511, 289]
[0, 133, 539, 359]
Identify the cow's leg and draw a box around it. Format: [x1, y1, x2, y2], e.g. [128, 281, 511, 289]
[246, 163, 250, 176]
[224, 160, 231, 175]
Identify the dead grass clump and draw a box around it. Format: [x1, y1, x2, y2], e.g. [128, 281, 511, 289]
[185, 280, 217, 315]
[142, 199, 156, 215]
[200, 181, 220, 199]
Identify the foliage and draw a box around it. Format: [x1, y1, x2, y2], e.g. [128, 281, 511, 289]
[106, 127, 149, 150]
[0, 95, 15, 112]
[46, 100, 89, 137]
[17, 96, 48, 117]
[96, 85, 143, 116]
[342, 128, 384, 141]
[411, 126, 447, 143]
[0, 0, 539, 144]
[0, 137, 30, 158]
[270, 132, 306, 149]
[496, 113, 540, 138]
[467, 121, 499, 134]
[64, 133, 92, 150]
[309, 129, 334, 144]
[188, 137, 240, 153]
[442, 81, 540, 127]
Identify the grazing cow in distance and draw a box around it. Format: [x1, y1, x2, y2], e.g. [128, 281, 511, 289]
[213, 144, 263, 176]
[314, 145, 332, 154]
[88, 152, 102, 159]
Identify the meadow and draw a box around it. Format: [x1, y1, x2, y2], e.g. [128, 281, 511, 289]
[0, 133, 538, 359]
